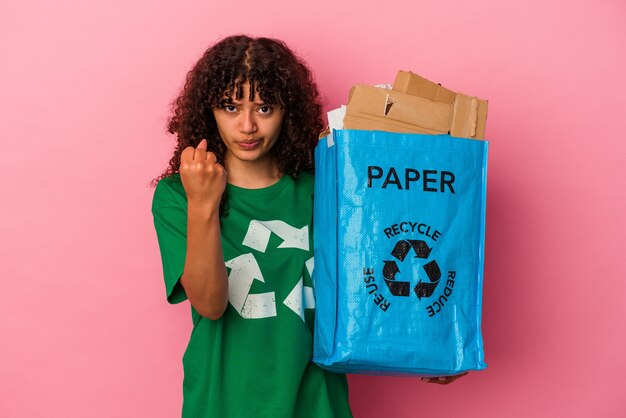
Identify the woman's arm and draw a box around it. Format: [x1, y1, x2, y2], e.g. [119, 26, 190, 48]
[179, 139, 229, 320]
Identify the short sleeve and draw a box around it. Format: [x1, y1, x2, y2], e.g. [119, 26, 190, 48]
[151, 177, 188, 304]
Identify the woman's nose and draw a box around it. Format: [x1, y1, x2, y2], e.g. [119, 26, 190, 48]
[239, 110, 258, 134]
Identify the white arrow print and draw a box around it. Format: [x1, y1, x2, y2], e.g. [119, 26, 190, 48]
[242, 220, 309, 253]
[225, 253, 276, 319]
[305, 257, 315, 288]
[283, 277, 315, 322]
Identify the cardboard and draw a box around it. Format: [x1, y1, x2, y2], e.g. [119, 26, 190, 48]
[393, 71, 456, 104]
[343, 71, 488, 140]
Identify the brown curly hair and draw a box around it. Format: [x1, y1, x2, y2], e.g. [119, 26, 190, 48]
[151, 35, 324, 216]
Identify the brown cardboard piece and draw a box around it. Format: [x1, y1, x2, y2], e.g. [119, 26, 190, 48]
[343, 71, 488, 139]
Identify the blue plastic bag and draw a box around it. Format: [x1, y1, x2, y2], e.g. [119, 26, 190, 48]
[313, 129, 488, 376]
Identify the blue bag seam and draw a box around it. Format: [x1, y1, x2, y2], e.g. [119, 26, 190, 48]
[475, 140, 489, 369]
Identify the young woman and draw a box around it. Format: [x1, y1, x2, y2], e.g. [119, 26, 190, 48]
[151, 35, 353, 417]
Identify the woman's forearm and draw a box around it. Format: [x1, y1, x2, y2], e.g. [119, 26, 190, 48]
[180, 202, 229, 320]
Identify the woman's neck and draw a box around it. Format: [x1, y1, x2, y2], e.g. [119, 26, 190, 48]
[225, 157, 282, 189]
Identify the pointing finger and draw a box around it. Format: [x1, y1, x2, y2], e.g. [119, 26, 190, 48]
[194, 139, 207, 161]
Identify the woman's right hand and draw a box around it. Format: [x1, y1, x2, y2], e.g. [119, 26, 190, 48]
[178, 139, 229, 320]
[179, 139, 227, 208]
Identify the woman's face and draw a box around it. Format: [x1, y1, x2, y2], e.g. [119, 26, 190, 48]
[213, 81, 283, 169]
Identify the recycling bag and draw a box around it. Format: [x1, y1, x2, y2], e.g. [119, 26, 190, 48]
[313, 129, 488, 376]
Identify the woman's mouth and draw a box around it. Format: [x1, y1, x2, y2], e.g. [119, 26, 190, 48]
[238, 140, 261, 150]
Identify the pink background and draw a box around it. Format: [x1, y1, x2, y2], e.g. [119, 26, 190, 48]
[2, 0, 625, 417]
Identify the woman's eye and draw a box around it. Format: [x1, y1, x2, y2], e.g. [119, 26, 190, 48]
[224, 105, 237, 112]
[258, 106, 273, 114]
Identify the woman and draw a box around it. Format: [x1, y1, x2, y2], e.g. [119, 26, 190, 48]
[151, 35, 353, 417]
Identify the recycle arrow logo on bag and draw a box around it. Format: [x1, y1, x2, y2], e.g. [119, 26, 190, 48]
[382, 240, 441, 299]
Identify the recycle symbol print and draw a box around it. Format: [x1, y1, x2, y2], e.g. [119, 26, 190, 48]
[382, 239, 442, 299]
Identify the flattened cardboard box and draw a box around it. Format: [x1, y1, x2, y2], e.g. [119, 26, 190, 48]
[343, 71, 488, 140]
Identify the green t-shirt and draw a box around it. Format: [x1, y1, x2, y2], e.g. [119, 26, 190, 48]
[152, 172, 352, 418]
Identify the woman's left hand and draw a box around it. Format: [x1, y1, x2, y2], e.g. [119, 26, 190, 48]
[421, 372, 468, 385]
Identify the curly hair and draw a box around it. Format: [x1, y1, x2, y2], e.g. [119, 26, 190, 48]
[151, 35, 324, 216]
